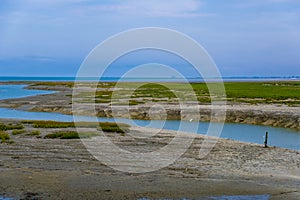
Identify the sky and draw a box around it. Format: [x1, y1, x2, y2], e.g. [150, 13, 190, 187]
[0, 0, 299, 77]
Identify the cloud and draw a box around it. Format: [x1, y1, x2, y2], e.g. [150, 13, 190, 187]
[124, 0, 203, 18]
[237, 0, 300, 7]
[21, 56, 56, 62]
[69, 0, 212, 18]
[0, 55, 57, 63]
[0, 0, 211, 27]
[26, 0, 88, 5]
[0, 0, 214, 28]
[0, 11, 30, 24]
[267, 0, 300, 2]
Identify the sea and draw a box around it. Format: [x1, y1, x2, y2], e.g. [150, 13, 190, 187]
[0, 76, 299, 82]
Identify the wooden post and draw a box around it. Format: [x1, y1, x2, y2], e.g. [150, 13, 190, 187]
[264, 131, 268, 148]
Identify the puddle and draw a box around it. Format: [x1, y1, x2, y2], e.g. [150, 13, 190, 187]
[138, 194, 270, 200]
[204, 194, 270, 200]
[0, 197, 13, 200]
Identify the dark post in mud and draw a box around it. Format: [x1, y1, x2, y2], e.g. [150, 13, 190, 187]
[264, 131, 268, 148]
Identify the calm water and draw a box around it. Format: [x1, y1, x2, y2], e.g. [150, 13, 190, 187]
[139, 194, 270, 200]
[203, 195, 270, 200]
[0, 84, 299, 150]
[0, 76, 300, 82]
[0, 197, 12, 200]
[0, 84, 55, 100]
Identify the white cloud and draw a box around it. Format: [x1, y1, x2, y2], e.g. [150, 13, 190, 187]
[126, 0, 202, 17]
[26, 0, 88, 5]
[23, 55, 56, 62]
[1, 0, 212, 27]
[70, 0, 211, 18]
[0, 11, 30, 24]
[237, 0, 300, 7]
[267, 0, 300, 2]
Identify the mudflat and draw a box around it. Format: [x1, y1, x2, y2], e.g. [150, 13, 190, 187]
[0, 119, 299, 199]
[0, 81, 299, 199]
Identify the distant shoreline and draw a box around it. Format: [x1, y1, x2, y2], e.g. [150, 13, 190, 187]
[0, 76, 300, 83]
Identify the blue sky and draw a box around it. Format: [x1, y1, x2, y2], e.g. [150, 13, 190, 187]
[0, 0, 299, 77]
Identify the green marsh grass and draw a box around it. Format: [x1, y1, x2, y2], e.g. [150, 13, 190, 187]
[44, 131, 99, 139]
[32, 82, 74, 88]
[37, 81, 300, 105]
[27, 130, 41, 136]
[90, 81, 300, 105]
[12, 129, 26, 135]
[21, 120, 130, 133]
[0, 131, 10, 143]
[0, 123, 24, 131]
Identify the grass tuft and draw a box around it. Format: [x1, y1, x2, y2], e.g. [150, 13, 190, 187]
[27, 130, 41, 136]
[0, 131, 11, 143]
[12, 129, 26, 135]
[97, 122, 129, 133]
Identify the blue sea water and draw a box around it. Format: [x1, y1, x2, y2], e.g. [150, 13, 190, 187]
[0, 76, 299, 82]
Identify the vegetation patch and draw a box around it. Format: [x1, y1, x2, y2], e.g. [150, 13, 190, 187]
[133, 83, 177, 99]
[95, 99, 111, 104]
[70, 81, 300, 105]
[97, 122, 129, 133]
[97, 82, 116, 88]
[95, 90, 113, 99]
[0, 123, 24, 131]
[120, 82, 300, 104]
[12, 129, 26, 135]
[223, 82, 300, 101]
[0, 131, 11, 143]
[110, 100, 145, 106]
[195, 82, 300, 104]
[44, 131, 99, 139]
[21, 120, 130, 133]
[22, 120, 75, 128]
[27, 130, 41, 136]
[31, 82, 74, 88]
